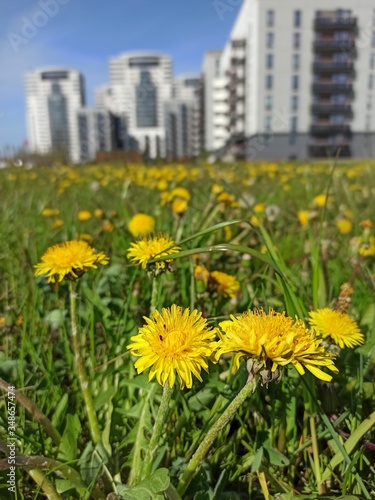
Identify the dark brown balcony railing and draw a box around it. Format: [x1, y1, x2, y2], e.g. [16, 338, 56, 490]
[313, 61, 354, 72]
[311, 103, 352, 114]
[310, 123, 351, 134]
[314, 18, 357, 29]
[312, 83, 354, 94]
[313, 40, 357, 54]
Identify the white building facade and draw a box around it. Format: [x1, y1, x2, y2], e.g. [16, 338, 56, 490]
[204, 0, 375, 159]
[109, 52, 172, 158]
[25, 68, 85, 162]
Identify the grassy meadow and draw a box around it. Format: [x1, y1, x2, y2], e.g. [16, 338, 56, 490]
[0, 160, 374, 499]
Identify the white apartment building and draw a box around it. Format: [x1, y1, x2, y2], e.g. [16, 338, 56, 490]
[202, 51, 223, 152]
[77, 108, 113, 162]
[25, 68, 84, 162]
[165, 75, 202, 159]
[204, 0, 375, 159]
[109, 52, 172, 158]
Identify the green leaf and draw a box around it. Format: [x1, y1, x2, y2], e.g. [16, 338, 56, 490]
[55, 478, 85, 494]
[188, 387, 216, 412]
[321, 410, 375, 482]
[264, 445, 290, 467]
[118, 468, 170, 499]
[58, 414, 81, 462]
[251, 447, 263, 473]
[44, 308, 67, 329]
[51, 393, 69, 429]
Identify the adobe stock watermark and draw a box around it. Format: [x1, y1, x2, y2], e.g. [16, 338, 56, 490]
[7, 0, 72, 54]
[213, 0, 241, 21]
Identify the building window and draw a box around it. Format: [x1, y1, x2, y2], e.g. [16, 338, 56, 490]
[369, 74, 374, 89]
[292, 54, 300, 70]
[292, 75, 299, 91]
[266, 32, 274, 49]
[367, 95, 372, 109]
[265, 95, 273, 111]
[372, 32, 375, 48]
[293, 33, 301, 50]
[371, 53, 375, 69]
[266, 75, 273, 90]
[366, 115, 371, 129]
[215, 58, 220, 77]
[267, 10, 274, 27]
[294, 10, 301, 28]
[291, 95, 298, 111]
[264, 115, 272, 130]
[266, 53, 273, 69]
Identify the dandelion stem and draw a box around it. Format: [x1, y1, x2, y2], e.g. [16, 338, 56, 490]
[150, 276, 159, 313]
[142, 383, 173, 479]
[68, 282, 101, 445]
[29, 469, 61, 500]
[177, 379, 256, 497]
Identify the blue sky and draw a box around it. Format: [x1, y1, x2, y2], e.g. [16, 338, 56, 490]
[0, 0, 242, 153]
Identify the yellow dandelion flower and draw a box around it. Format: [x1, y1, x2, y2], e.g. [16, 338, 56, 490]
[102, 220, 114, 233]
[127, 305, 214, 389]
[34, 240, 109, 283]
[157, 180, 168, 191]
[254, 202, 265, 214]
[213, 309, 338, 383]
[41, 208, 60, 217]
[172, 198, 188, 214]
[128, 213, 155, 237]
[298, 210, 311, 227]
[77, 210, 92, 221]
[250, 214, 260, 227]
[194, 265, 210, 285]
[313, 194, 327, 207]
[94, 209, 103, 219]
[360, 219, 372, 229]
[49, 219, 64, 230]
[170, 187, 190, 201]
[211, 183, 223, 194]
[309, 308, 364, 349]
[127, 234, 180, 270]
[336, 219, 352, 234]
[79, 233, 94, 243]
[210, 271, 240, 299]
[217, 191, 235, 204]
[357, 236, 375, 257]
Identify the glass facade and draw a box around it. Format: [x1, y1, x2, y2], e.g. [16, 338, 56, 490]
[136, 71, 158, 128]
[48, 82, 69, 152]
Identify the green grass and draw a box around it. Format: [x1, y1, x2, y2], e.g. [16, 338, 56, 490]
[0, 160, 374, 499]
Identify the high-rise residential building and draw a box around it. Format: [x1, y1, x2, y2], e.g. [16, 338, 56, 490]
[204, 0, 375, 159]
[202, 50, 223, 152]
[77, 108, 113, 162]
[165, 75, 202, 159]
[109, 52, 172, 158]
[25, 68, 85, 162]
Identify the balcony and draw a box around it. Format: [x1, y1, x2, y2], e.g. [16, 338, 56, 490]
[313, 40, 357, 54]
[310, 123, 351, 134]
[312, 83, 354, 94]
[311, 103, 352, 114]
[313, 61, 355, 73]
[314, 18, 357, 30]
